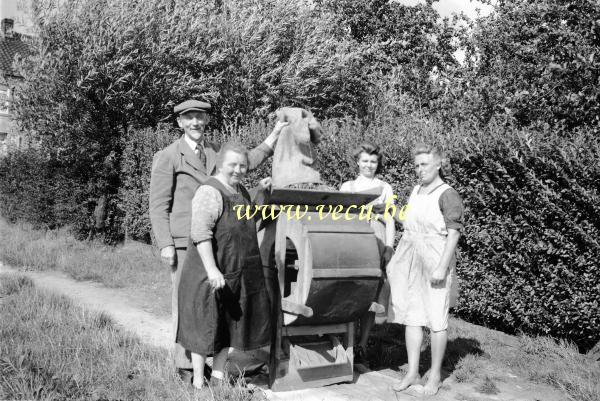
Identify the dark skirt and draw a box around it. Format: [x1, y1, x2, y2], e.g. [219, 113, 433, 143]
[176, 238, 272, 355]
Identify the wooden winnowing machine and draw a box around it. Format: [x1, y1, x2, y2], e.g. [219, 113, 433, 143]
[258, 188, 383, 391]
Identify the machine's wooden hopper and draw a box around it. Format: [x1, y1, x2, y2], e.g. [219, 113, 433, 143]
[258, 188, 383, 391]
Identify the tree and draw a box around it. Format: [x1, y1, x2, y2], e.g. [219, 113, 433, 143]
[437, 0, 600, 131]
[9, 0, 378, 236]
[315, 0, 459, 111]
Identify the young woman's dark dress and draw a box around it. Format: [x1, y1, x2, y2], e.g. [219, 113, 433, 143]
[177, 177, 271, 355]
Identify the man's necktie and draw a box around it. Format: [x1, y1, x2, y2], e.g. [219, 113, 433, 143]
[195, 145, 206, 170]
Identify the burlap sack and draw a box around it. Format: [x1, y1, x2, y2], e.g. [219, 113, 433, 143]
[271, 107, 322, 188]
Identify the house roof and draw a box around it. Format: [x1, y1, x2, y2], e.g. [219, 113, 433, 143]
[0, 38, 31, 77]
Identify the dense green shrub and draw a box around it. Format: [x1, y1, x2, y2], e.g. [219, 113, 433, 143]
[0, 148, 87, 231]
[3, 109, 599, 350]
[0, 147, 124, 241]
[118, 124, 179, 243]
[452, 127, 599, 350]
[309, 117, 600, 350]
[188, 107, 600, 350]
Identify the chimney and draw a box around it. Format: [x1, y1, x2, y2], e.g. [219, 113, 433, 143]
[1, 18, 14, 39]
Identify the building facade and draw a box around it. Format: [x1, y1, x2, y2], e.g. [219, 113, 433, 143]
[0, 17, 30, 155]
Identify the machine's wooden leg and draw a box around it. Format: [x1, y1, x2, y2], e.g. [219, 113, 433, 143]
[345, 322, 354, 370]
[269, 307, 282, 387]
[344, 321, 355, 349]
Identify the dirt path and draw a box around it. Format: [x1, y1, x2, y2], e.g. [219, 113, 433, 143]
[0, 262, 567, 401]
[0, 262, 172, 348]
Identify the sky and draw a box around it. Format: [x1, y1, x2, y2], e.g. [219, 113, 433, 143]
[438, 0, 493, 19]
[0, 0, 34, 36]
[398, 0, 493, 19]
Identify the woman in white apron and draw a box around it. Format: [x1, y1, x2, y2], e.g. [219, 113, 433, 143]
[340, 142, 396, 366]
[388, 143, 464, 396]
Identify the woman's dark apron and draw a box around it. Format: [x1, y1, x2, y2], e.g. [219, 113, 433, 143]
[176, 178, 272, 355]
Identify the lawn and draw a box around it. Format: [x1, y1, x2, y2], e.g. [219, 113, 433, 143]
[0, 219, 172, 316]
[0, 273, 259, 401]
[368, 320, 599, 401]
[1, 219, 599, 401]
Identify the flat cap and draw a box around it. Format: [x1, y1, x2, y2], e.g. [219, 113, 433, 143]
[174, 99, 212, 115]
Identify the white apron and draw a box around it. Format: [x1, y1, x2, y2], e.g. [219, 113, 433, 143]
[387, 183, 458, 331]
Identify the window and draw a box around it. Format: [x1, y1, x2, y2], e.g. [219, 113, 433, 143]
[0, 88, 10, 115]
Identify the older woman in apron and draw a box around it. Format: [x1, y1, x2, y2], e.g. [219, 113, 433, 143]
[340, 142, 396, 365]
[388, 143, 464, 396]
[177, 143, 272, 389]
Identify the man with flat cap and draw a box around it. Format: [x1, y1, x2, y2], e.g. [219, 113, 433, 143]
[149, 99, 287, 382]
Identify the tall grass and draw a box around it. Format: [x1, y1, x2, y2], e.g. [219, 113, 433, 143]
[453, 322, 600, 401]
[513, 336, 600, 401]
[0, 273, 260, 401]
[0, 218, 172, 316]
[1, 217, 166, 280]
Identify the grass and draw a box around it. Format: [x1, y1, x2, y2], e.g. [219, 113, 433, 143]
[0, 218, 172, 315]
[0, 273, 261, 401]
[475, 376, 500, 395]
[1, 218, 599, 401]
[511, 336, 600, 400]
[453, 354, 482, 383]
[367, 319, 600, 401]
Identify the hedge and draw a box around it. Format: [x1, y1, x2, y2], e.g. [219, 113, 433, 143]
[0, 148, 88, 232]
[1, 112, 599, 350]
[113, 113, 599, 349]
[243, 115, 598, 350]
[118, 124, 179, 243]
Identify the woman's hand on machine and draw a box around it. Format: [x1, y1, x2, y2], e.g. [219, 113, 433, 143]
[383, 246, 394, 265]
[259, 177, 272, 190]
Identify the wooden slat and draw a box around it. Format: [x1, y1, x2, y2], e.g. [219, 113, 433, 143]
[270, 371, 354, 392]
[306, 223, 374, 234]
[268, 188, 379, 207]
[282, 323, 349, 337]
[281, 299, 313, 317]
[311, 268, 382, 278]
[296, 363, 353, 381]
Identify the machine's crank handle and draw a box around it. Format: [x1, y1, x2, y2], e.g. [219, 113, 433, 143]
[281, 299, 313, 317]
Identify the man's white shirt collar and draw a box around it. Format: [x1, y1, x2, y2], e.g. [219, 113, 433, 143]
[183, 135, 202, 153]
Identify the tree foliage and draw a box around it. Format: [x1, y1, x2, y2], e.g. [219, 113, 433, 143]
[10, 0, 402, 238]
[437, 0, 600, 131]
[317, 0, 459, 109]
